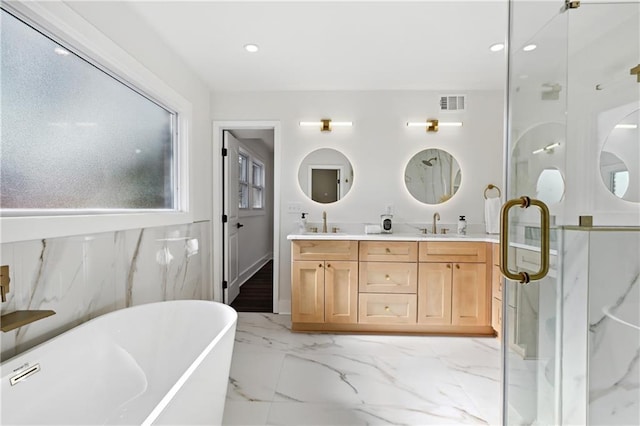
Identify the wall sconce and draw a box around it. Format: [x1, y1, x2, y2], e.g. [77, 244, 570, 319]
[532, 142, 560, 154]
[299, 119, 353, 132]
[406, 119, 463, 132]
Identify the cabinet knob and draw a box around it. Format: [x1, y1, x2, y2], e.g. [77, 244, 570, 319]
[456, 264, 460, 269]
[318, 264, 323, 268]
[446, 264, 451, 269]
[385, 306, 390, 311]
[385, 274, 390, 280]
[327, 264, 331, 268]
[385, 248, 391, 253]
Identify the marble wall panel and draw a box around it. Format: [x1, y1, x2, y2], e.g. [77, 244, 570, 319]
[0, 221, 212, 361]
[588, 231, 639, 425]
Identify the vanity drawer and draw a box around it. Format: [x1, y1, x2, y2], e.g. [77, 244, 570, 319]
[358, 293, 417, 324]
[359, 262, 417, 294]
[359, 241, 418, 262]
[419, 242, 487, 263]
[292, 240, 358, 261]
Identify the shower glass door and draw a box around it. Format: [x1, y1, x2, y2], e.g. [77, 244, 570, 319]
[503, 2, 568, 424]
[504, 1, 640, 424]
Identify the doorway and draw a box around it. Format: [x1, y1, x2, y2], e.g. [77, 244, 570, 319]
[213, 121, 281, 313]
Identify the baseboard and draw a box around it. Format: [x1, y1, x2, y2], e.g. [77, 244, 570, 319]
[238, 253, 273, 288]
[278, 299, 291, 315]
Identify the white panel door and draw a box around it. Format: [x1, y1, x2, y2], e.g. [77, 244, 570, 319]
[224, 131, 241, 304]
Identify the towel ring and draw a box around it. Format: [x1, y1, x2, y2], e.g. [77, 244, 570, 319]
[484, 184, 502, 199]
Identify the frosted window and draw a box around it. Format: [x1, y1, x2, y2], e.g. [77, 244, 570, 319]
[1, 10, 176, 211]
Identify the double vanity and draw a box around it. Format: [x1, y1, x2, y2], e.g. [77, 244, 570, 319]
[288, 233, 502, 337]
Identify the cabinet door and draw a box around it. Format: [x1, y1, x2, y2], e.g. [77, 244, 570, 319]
[417, 263, 452, 325]
[292, 261, 325, 323]
[492, 297, 502, 339]
[451, 263, 489, 326]
[325, 261, 358, 324]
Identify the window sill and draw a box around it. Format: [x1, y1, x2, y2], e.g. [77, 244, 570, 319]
[0, 211, 194, 243]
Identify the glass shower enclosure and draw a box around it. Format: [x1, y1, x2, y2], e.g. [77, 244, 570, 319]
[503, 1, 639, 424]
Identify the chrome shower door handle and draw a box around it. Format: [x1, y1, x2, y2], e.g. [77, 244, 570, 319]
[500, 196, 550, 284]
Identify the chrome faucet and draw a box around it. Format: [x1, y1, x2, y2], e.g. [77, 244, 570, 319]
[432, 212, 440, 234]
[322, 211, 328, 233]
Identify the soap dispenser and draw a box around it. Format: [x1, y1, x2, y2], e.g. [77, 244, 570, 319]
[457, 215, 467, 235]
[381, 206, 393, 234]
[299, 213, 308, 234]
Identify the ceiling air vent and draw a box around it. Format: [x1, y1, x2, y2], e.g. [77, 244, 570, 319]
[439, 95, 466, 111]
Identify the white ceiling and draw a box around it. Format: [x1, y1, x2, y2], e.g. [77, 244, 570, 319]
[127, 1, 513, 92]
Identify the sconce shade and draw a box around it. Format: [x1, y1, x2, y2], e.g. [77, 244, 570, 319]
[299, 119, 353, 132]
[406, 119, 462, 132]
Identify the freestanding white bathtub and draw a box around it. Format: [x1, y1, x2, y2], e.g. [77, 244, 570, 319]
[1, 300, 237, 425]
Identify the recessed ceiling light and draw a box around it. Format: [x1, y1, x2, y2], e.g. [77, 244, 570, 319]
[244, 44, 259, 53]
[489, 43, 505, 52]
[523, 44, 537, 52]
[54, 46, 70, 56]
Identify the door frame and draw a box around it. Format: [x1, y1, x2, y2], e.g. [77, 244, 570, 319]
[212, 121, 281, 312]
[308, 165, 344, 202]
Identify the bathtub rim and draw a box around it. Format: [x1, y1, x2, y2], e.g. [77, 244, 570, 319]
[1, 300, 238, 425]
[141, 301, 237, 425]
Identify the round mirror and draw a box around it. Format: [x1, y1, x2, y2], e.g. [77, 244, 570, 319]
[404, 148, 461, 204]
[298, 148, 354, 204]
[512, 122, 566, 205]
[599, 109, 639, 202]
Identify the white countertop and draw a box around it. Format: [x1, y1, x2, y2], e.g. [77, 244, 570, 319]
[287, 232, 500, 243]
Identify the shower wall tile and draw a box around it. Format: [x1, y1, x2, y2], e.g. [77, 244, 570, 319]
[560, 230, 589, 425]
[588, 231, 639, 426]
[0, 221, 212, 362]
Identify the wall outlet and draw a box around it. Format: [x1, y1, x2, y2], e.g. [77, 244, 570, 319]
[287, 202, 302, 214]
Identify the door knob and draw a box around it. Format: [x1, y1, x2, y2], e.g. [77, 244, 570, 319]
[236, 223, 244, 229]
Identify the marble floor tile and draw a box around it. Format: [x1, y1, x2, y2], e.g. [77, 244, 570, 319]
[222, 401, 271, 425]
[227, 351, 286, 402]
[224, 313, 501, 426]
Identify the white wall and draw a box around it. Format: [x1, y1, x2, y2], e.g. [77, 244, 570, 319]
[211, 90, 504, 312]
[235, 136, 274, 284]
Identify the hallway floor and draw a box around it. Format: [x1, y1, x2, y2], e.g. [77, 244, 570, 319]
[222, 313, 501, 425]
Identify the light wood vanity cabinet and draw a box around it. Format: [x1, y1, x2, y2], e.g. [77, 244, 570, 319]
[491, 243, 503, 339]
[358, 241, 418, 324]
[291, 239, 494, 335]
[418, 242, 490, 328]
[291, 241, 358, 325]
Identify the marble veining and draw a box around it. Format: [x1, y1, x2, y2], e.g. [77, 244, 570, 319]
[587, 231, 639, 425]
[0, 221, 211, 361]
[223, 313, 501, 425]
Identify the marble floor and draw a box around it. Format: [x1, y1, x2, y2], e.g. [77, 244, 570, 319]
[222, 313, 501, 425]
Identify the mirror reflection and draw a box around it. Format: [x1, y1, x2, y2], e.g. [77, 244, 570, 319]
[512, 122, 566, 205]
[599, 109, 639, 202]
[298, 148, 354, 204]
[536, 168, 564, 205]
[404, 148, 461, 204]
